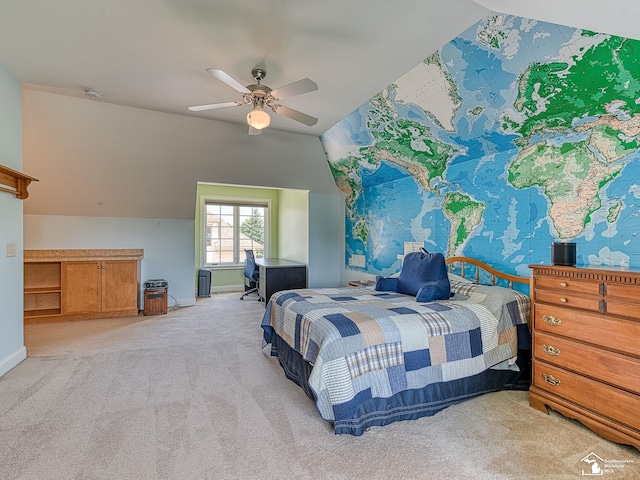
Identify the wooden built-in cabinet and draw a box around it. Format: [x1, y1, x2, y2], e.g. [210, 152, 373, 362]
[529, 264, 640, 450]
[25, 249, 143, 323]
[61, 260, 139, 314]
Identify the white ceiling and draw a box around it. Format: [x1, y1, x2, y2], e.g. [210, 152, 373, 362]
[1, 0, 639, 137]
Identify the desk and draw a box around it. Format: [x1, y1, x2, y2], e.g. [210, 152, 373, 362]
[255, 258, 307, 303]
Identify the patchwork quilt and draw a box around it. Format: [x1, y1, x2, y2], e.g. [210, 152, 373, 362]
[261, 280, 530, 426]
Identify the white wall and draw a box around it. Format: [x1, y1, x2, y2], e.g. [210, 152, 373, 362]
[309, 193, 343, 288]
[278, 189, 309, 265]
[276, 191, 344, 288]
[24, 215, 195, 307]
[0, 63, 26, 376]
[22, 89, 343, 299]
[22, 89, 338, 219]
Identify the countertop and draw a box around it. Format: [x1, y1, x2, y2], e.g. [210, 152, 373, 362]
[24, 249, 144, 262]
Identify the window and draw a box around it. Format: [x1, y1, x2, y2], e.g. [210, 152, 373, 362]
[203, 201, 267, 266]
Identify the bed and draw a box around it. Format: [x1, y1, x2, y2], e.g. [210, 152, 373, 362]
[260, 257, 532, 435]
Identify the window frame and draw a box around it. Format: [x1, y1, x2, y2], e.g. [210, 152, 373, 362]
[200, 196, 270, 269]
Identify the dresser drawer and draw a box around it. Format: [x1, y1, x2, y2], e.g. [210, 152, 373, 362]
[605, 282, 640, 300]
[534, 331, 640, 394]
[534, 275, 602, 295]
[606, 299, 640, 319]
[534, 289, 604, 312]
[533, 361, 640, 431]
[534, 304, 640, 357]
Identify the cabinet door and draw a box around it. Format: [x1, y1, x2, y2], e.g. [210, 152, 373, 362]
[61, 261, 102, 314]
[102, 260, 138, 312]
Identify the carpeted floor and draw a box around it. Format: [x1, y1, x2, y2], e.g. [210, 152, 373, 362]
[1, 292, 638, 479]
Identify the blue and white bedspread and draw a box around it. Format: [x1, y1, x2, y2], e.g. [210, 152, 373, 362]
[261, 280, 530, 429]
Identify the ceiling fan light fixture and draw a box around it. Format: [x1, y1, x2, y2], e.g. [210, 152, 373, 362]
[247, 106, 270, 130]
[189, 67, 318, 134]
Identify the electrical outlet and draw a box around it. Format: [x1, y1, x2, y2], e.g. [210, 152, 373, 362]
[404, 241, 423, 255]
[5, 243, 16, 257]
[349, 254, 366, 268]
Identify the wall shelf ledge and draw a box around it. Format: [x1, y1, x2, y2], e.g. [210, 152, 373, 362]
[0, 164, 39, 199]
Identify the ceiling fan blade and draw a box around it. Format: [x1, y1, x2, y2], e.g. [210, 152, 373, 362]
[248, 126, 262, 135]
[270, 104, 318, 126]
[188, 101, 244, 112]
[270, 78, 318, 100]
[206, 68, 251, 94]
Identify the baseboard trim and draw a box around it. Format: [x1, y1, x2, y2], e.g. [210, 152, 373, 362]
[211, 285, 244, 293]
[175, 297, 196, 307]
[0, 346, 27, 377]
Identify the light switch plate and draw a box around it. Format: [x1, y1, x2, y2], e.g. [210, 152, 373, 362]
[5, 243, 16, 257]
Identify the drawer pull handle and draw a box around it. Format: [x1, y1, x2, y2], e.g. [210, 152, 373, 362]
[560, 282, 567, 287]
[543, 315, 562, 326]
[559, 297, 567, 303]
[542, 374, 561, 386]
[542, 344, 561, 356]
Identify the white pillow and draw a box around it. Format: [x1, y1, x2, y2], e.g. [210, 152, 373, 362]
[448, 272, 472, 283]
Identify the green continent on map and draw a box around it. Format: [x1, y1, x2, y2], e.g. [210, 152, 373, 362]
[442, 192, 486, 255]
[504, 32, 638, 240]
[328, 156, 361, 218]
[587, 120, 640, 162]
[607, 201, 623, 224]
[367, 90, 397, 133]
[352, 217, 369, 244]
[508, 140, 623, 238]
[360, 118, 457, 191]
[511, 34, 640, 141]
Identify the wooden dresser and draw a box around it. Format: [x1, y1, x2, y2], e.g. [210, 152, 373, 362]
[529, 264, 640, 450]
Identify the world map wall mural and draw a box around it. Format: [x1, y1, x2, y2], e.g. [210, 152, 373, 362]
[319, 14, 640, 278]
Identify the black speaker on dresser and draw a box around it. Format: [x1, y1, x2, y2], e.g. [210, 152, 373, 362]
[551, 242, 576, 266]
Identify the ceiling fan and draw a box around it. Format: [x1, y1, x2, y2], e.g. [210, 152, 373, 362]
[189, 67, 318, 135]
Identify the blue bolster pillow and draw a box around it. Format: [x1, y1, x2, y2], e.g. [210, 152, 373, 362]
[375, 248, 450, 302]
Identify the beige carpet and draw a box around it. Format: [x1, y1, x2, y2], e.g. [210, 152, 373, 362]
[1, 292, 638, 479]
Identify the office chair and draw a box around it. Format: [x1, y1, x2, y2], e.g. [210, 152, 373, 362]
[240, 249, 260, 300]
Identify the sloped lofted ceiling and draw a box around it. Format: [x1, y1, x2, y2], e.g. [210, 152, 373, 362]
[0, 1, 638, 139]
[472, 1, 640, 42]
[0, 0, 487, 137]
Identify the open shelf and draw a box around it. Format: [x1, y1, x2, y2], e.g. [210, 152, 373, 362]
[24, 262, 62, 319]
[25, 287, 62, 294]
